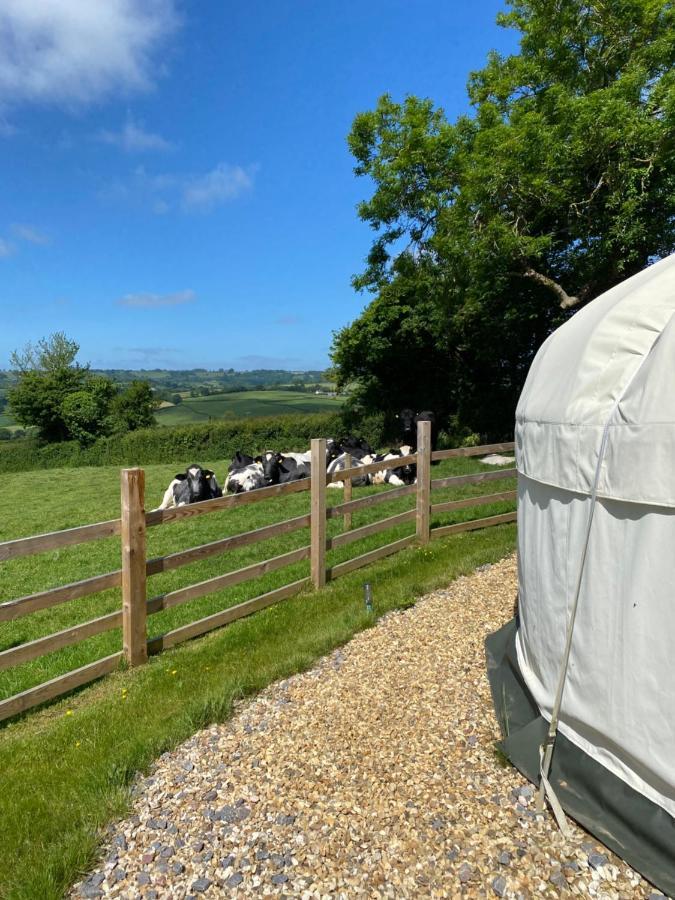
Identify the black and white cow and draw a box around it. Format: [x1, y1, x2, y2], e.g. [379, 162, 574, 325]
[260, 450, 311, 486]
[396, 409, 417, 448]
[156, 464, 222, 510]
[367, 446, 416, 486]
[337, 435, 374, 459]
[414, 410, 439, 453]
[224, 451, 265, 493]
[326, 452, 370, 489]
[326, 438, 343, 465]
[397, 408, 439, 453]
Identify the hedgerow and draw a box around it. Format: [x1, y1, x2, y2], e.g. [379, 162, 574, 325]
[0, 413, 347, 473]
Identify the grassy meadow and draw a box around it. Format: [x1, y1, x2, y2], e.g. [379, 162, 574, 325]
[0, 454, 516, 898]
[154, 390, 342, 425]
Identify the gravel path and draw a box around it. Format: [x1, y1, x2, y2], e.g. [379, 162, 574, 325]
[72, 555, 663, 899]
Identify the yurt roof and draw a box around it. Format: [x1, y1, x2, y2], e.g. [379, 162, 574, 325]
[516, 253, 675, 507]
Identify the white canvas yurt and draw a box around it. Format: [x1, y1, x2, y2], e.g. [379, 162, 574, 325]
[486, 253, 675, 895]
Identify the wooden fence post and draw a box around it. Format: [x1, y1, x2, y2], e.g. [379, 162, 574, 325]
[311, 438, 327, 588]
[343, 452, 353, 532]
[121, 468, 148, 666]
[416, 420, 432, 544]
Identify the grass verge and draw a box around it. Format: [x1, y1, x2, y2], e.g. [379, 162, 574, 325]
[0, 457, 516, 700]
[0, 522, 516, 899]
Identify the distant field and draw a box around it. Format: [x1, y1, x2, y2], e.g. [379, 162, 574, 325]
[155, 390, 342, 425]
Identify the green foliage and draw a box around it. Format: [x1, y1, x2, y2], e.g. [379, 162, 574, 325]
[110, 380, 156, 433]
[0, 412, 343, 473]
[335, 0, 675, 437]
[8, 335, 156, 446]
[8, 334, 89, 442]
[60, 377, 117, 446]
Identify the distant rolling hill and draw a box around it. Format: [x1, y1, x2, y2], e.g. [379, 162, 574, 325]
[154, 390, 342, 425]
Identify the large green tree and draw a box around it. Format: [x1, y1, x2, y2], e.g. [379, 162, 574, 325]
[8, 333, 156, 444]
[333, 0, 675, 437]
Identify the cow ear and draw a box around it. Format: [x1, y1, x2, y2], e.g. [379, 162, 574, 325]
[254, 455, 262, 463]
[203, 469, 214, 477]
[175, 473, 187, 480]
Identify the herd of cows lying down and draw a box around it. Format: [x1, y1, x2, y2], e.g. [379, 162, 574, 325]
[155, 410, 438, 511]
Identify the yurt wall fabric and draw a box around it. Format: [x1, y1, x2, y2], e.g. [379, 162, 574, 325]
[516, 254, 675, 502]
[516, 476, 675, 817]
[487, 254, 675, 895]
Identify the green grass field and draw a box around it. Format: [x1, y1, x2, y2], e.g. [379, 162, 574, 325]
[155, 390, 342, 425]
[0, 455, 516, 898]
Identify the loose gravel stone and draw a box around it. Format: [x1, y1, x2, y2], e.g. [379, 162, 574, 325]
[492, 874, 507, 896]
[69, 556, 664, 898]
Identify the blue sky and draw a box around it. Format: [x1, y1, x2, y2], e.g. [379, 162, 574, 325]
[0, 1, 518, 371]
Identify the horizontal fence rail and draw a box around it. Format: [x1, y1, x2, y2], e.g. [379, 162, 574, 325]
[0, 518, 121, 563]
[328, 453, 418, 484]
[431, 511, 517, 540]
[327, 482, 417, 518]
[148, 578, 310, 655]
[146, 477, 310, 527]
[146, 514, 311, 576]
[0, 570, 122, 624]
[431, 490, 517, 515]
[431, 468, 517, 491]
[0, 430, 517, 723]
[0, 610, 122, 673]
[431, 442, 514, 461]
[147, 545, 311, 614]
[0, 652, 124, 723]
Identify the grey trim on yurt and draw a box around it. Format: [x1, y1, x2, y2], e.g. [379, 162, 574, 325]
[486, 619, 675, 898]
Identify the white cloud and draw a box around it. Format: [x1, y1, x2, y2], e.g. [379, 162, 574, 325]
[0, 238, 15, 258]
[0, 1, 179, 109]
[182, 163, 254, 212]
[11, 223, 50, 245]
[97, 116, 172, 152]
[117, 288, 196, 308]
[101, 162, 255, 214]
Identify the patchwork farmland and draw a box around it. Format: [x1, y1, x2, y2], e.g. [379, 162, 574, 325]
[154, 390, 342, 425]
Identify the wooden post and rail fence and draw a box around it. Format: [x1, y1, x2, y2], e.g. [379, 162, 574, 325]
[0, 423, 517, 723]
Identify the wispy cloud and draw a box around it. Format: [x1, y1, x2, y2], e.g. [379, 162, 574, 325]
[0, 1, 179, 109]
[0, 238, 15, 258]
[117, 288, 196, 309]
[11, 223, 50, 245]
[96, 116, 173, 153]
[100, 162, 255, 215]
[182, 163, 254, 212]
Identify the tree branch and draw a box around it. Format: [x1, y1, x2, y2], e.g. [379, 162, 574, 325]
[523, 267, 586, 309]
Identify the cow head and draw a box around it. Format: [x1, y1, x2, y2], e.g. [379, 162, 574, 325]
[326, 439, 342, 464]
[397, 408, 417, 441]
[261, 450, 284, 486]
[173, 464, 221, 504]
